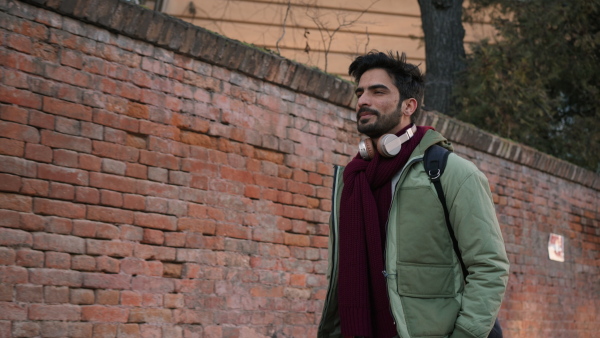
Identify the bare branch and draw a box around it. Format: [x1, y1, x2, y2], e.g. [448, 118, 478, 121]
[303, 0, 380, 71]
[364, 27, 371, 54]
[276, 0, 292, 55]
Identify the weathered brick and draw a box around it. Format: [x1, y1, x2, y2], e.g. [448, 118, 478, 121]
[125, 163, 147, 179]
[147, 167, 168, 183]
[79, 153, 102, 171]
[0, 154, 37, 177]
[11, 321, 40, 337]
[0, 247, 15, 265]
[29, 304, 81, 321]
[41, 96, 91, 121]
[216, 224, 251, 240]
[122, 193, 145, 210]
[37, 163, 89, 185]
[101, 158, 126, 176]
[0, 192, 32, 212]
[118, 323, 142, 337]
[86, 239, 133, 258]
[16, 284, 43, 303]
[96, 255, 120, 273]
[55, 116, 82, 136]
[0, 84, 42, 109]
[96, 289, 120, 305]
[92, 140, 139, 162]
[0, 301, 27, 320]
[45, 251, 71, 269]
[82, 272, 131, 290]
[53, 149, 79, 168]
[33, 198, 86, 219]
[67, 322, 94, 337]
[119, 224, 143, 242]
[33, 232, 85, 253]
[284, 233, 310, 247]
[128, 307, 172, 323]
[41, 129, 92, 153]
[81, 121, 104, 140]
[29, 268, 82, 287]
[100, 189, 123, 207]
[0, 173, 22, 192]
[90, 322, 118, 337]
[20, 178, 50, 197]
[0, 104, 29, 124]
[0, 227, 32, 247]
[95, 222, 120, 239]
[39, 321, 70, 338]
[142, 228, 164, 245]
[28, 110, 55, 130]
[15, 248, 42, 269]
[133, 243, 176, 261]
[81, 305, 129, 322]
[71, 255, 97, 271]
[48, 181, 75, 200]
[139, 150, 179, 170]
[74, 186, 100, 204]
[177, 218, 216, 235]
[134, 212, 177, 231]
[311, 235, 328, 249]
[90, 172, 137, 193]
[87, 205, 134, 224]
[164, 293, 184, 309]
[0, 120, 40, 147]
[164, 232, 186, 248]
[42, 286, 69, 305]
[120, 290, 142, 307]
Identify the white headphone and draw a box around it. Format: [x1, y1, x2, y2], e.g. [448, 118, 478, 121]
[358, 124, 417, 160]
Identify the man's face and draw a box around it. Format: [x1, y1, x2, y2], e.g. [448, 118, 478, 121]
[354, 68, 403, 138]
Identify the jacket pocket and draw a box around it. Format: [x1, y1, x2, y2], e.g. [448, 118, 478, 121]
[400, 296, 459, 337]
[396, 263, 456, 298]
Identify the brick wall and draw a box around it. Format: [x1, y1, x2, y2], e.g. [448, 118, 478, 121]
[0, 0, 598, 337]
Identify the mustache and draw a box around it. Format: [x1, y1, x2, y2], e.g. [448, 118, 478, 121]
[357, 107, 380, 118]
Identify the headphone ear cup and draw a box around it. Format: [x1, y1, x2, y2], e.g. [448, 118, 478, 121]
[377, 134, 401, 157]
[358, 138, 376, 160]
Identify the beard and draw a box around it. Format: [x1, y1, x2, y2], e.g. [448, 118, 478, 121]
[357, 106, 402, 138]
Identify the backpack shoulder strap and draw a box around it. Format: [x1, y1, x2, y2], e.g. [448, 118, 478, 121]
[424, 145, 469, 280]
[423, 144, 451, 180]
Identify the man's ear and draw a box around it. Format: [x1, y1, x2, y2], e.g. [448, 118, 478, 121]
[402, 98, 418, 116]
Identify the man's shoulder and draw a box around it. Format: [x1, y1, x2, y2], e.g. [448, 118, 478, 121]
[444, 152, 486, 182]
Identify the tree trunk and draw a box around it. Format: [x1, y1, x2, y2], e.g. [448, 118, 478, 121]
[418, 0, 465, 116]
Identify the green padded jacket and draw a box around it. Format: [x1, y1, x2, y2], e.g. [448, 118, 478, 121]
[318, 129, 509, 338]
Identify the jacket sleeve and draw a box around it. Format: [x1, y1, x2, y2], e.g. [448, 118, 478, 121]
[444, 160, 510, 338]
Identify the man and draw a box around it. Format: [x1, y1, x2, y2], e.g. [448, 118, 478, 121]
[318, 51, 509, 338]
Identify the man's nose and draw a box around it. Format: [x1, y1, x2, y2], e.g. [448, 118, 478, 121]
[357, 94, 370, 107]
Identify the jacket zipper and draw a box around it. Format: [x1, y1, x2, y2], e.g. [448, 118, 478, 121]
[318, 165, 342, 332]
[382, 156, 423, 337]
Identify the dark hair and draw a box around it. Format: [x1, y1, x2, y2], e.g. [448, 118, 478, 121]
[348, 51, 425, 123]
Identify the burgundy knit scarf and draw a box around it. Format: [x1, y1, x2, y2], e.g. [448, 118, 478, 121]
[338, 124, 432, 337]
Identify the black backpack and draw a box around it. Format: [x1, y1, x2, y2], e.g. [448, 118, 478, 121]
[423, 145, 503, 338]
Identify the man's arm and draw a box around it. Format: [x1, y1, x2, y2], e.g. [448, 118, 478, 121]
[447, 168, 510, 338]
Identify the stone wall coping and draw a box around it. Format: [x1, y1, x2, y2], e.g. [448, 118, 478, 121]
[17, 0, 599, 190]
[420, 111, 600, 190]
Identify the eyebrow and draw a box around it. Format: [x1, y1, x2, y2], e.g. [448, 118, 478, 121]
[355, 84, 390, 95]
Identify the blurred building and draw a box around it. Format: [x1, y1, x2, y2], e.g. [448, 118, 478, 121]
[147, 0, 493, 80]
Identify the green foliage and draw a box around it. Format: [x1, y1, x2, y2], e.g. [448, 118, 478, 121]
[455, 0, 600, 172]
